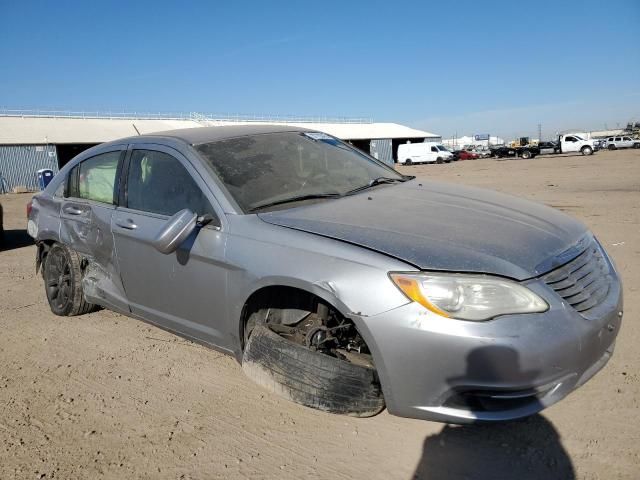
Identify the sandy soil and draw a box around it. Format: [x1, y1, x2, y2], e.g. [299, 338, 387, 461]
[1, 149, 639, 479]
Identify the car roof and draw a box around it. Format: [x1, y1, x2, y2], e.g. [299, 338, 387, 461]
[129, 124, 315, 146]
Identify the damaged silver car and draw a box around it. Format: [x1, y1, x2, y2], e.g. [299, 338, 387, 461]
[27, 125, 623, 423]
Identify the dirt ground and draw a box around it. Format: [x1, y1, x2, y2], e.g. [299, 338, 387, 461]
[1, 148, 639, 479]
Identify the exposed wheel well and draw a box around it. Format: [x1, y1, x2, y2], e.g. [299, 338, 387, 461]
[239, 286, 332, 351]
[36, 239, 57, 275]
[239, 284, 379, 390]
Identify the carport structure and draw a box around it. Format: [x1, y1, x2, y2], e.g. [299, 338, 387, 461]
[0, 110, 439, 191]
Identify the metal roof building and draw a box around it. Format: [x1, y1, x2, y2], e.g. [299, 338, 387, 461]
[0, 111, 440, 191]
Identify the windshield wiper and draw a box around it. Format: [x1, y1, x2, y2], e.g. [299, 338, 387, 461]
[344, 176, 407, 196]
[248, 193, 342, 212]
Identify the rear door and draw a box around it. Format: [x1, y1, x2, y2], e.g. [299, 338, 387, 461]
[60, 147, 130, 311]
[111, 144, 230, 349]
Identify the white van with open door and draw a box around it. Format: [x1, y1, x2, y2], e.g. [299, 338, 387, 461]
[398, 142, 453, 165]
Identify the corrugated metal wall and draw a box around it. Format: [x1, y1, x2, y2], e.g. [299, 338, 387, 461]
[370, 139, 394, 166]
[0, 145, 58, 192]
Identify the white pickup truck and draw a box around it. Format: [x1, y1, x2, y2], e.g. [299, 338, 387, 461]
[557, 134, 596, 155]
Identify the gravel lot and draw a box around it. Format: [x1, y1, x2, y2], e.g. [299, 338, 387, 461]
[1, 149, 638, 479]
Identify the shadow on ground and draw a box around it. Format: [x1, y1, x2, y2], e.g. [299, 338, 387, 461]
[0, 229, 34, 251]
[413, 344, 574, 480]
[413, 415, 574, 480]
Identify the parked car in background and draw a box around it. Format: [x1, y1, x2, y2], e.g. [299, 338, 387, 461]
[606, 136, 640, 150]
[457, 150, 479, 160]
[27, 125, 623, 424]
[474, 147, 492, 158]
[398, 141, 453, 164]
[538, 141, 558, 155]
[557, 134, 596, 155]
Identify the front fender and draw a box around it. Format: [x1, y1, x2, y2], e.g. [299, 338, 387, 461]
[238, 275, 353, 318]
[223, 217, 416, 357]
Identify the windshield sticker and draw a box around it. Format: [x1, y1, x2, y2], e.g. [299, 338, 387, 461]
[304, 132, 334, 141]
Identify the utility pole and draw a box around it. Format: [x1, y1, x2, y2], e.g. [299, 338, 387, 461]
[538, 123, 542, 142]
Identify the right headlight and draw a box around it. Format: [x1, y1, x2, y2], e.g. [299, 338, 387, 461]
[390, 272, 548, 321]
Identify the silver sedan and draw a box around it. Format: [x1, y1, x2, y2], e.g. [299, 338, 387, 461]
[28, 125, 622, 423]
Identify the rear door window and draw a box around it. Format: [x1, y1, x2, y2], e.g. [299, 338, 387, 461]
[126, 149, 215, 217]
[67, 151, 120, 203]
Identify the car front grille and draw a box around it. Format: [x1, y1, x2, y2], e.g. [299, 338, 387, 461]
[541, 241, 612, 316]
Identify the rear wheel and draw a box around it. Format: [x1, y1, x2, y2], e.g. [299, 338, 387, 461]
[404, 159, 412, 165]
[44, 243, 96, 316]
[521, 150, 532, 159]
[581, 146, 593, 156]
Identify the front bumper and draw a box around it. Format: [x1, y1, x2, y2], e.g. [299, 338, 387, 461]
[352, 275, 622, 424]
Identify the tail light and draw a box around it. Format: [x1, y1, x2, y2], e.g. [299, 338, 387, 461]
[26, 199, 33, 218]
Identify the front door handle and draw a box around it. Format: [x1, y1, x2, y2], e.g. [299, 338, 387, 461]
[63, 205, 83, 215]
[115, 219, 138, 230]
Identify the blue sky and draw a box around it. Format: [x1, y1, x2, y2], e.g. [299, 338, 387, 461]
[1, 0, 638, 139]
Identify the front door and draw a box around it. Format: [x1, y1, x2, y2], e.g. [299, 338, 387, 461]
[563, 136, 579, 152]
[111, 145, 230, 350]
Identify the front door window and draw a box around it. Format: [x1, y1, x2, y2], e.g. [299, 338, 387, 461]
[126, 149, 215, 217]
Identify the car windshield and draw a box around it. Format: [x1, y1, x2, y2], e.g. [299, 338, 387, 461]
[194, 132, 405, 212]
[436, 145, 448, 152]
[574, 135, 584, 140]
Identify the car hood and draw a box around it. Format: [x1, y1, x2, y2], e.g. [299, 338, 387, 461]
[258, 180, 589, 280]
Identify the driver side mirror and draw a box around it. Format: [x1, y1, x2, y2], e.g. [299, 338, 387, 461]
[152, 209, 198, 255]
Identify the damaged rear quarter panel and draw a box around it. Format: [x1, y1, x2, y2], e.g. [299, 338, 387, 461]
[33, 144, 132, 314]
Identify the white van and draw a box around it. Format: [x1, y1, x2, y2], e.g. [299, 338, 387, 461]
[398, 141, 454, 165]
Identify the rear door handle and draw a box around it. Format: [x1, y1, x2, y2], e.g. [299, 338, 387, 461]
[115, 219, 138, 230]
[63, 205, 83, 215]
